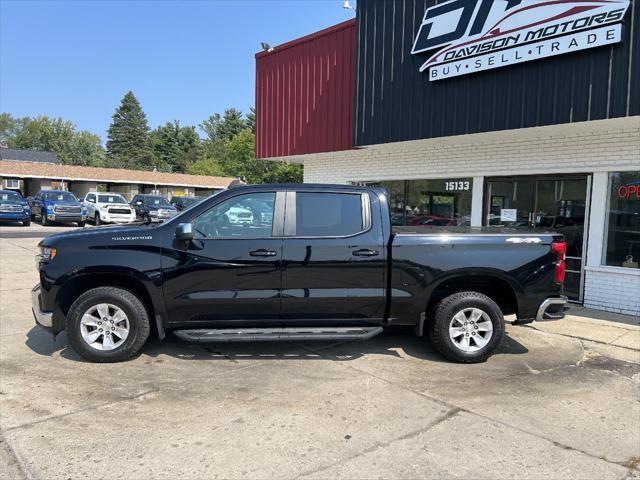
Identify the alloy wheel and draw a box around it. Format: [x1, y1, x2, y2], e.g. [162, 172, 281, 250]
[448, 307, 493, 352]
[79, 303, 130, 351]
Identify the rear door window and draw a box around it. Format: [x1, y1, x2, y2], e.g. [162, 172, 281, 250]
[294, 193, 364, 237]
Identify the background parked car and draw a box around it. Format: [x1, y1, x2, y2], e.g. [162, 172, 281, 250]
[83, 192, 137, 225]
[130, 194, 178, 223]
[0, 189, 31, 226]
[31, 190, 87, 226]
[170, 196, 206, 211]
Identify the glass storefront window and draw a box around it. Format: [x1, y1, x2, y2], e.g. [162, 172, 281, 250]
[603, 172, 640, 269]
[366, 179, 473, 227]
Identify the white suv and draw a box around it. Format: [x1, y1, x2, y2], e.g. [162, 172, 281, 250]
[83, 193, 136, 225]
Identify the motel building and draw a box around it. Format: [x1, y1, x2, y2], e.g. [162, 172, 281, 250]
[0, 148, 233, 200]
[255, 0, 640, 316]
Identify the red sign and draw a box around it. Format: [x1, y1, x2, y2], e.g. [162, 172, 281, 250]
[617, 182, 640, 200]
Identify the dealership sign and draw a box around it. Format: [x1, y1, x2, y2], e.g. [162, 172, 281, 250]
[411, 0, 631, 81]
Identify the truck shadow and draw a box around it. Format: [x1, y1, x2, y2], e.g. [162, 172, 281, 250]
[25, 326, 529, 364]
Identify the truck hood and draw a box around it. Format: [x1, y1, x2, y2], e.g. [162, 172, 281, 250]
[39, 222, 161, 247]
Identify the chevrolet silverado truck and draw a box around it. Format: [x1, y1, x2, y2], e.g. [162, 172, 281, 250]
[32, 184, 567, 363]
[83, 192, 136, 225]
[31, 190, 87, 226]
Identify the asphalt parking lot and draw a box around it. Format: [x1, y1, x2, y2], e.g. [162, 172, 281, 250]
[1, 222, 639, 480]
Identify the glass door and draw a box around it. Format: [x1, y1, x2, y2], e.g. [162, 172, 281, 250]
[533, 178, 588, 301]
[485, 176, 589, 301]
[485, 180, 534, 228]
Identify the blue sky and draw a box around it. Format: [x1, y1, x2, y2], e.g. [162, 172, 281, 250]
[0, 0, 353, 141]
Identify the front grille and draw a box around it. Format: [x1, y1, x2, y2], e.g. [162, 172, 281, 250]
[54, 206, 81, 214]
[0, 204, 22, 213]
[108, 208, 131, 214]
[237, 213, 252, 218]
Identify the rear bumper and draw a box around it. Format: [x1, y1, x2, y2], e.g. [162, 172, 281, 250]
[31, 284, 53, 329]
[536, 295, 568, 321]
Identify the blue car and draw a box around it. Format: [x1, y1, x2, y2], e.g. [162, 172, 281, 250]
[31, 190, 87, 227]
[0, 189, 31, 226]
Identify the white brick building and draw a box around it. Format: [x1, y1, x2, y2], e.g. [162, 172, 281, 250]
[295, 118, 640, 316]
[255, 3, 640, 317]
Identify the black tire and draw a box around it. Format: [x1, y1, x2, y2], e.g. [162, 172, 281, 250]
[94, 213, 101, 225]
[143, 214, 151, 224]
[66, 287, 150, 363]
[41, 214, 49, 226]
[78, 221, 86, 227]
[22, 220, 31, 227]
[31, 213, 36, 221]
[429, 291, 505, 363]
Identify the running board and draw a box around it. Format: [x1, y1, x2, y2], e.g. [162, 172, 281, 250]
[173, 326, 384, 343]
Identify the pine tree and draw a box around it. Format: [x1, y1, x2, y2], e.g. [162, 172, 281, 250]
[106, 91, 155, 170]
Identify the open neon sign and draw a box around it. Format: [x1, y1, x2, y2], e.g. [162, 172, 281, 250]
[617, 181, 640, 200]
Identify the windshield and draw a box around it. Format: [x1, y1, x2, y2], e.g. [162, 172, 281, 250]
[183, 197, 203, 206]
[0, 192, 22, 202]
[43, 192, 78, 202]
[144, 196, 171, 207]
[98, 194, 127, 204]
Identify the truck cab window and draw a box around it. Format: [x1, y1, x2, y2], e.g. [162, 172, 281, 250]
[295, 193, 363, 237]
[195, 192, 276, 238]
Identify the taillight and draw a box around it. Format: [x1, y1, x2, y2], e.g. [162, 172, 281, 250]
[551, 241, 567, 283]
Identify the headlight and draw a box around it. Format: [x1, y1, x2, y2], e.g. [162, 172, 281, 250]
[40, 246, 57, 260]
[23, 205, 30, 211]
[46, 205, 54, 212]
[150, 210, 158, 215]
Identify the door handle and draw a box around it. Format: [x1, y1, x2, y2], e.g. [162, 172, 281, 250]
[249, 249, 277, 257]
[352, 249, 379, 257]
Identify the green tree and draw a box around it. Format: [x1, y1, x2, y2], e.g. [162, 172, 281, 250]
[245, 107, 256, 134]
[150, 121, 203, 173]
[186, 156, 227, 177]
[200, 108, 247, 143]
[0, 113, 24, 145]
[196, 126, 303, 184]
[2, 113, 104, 166]
[106, 91, 155, 169]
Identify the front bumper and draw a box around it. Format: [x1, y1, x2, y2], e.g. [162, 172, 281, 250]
[47, 213, 86, 223]
[31, 284, 53, 329]
[536, 295, 568, 321]
[102, 213, 136, 223]
[0, 212, 30, 221]
[148, 211, 177, 222]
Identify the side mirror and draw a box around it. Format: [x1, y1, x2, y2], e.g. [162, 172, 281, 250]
[175, 223, 194, 241]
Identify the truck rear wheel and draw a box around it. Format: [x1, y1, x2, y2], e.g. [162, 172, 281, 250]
[429, 291, 504, 363]
[66, 287, 150, 363]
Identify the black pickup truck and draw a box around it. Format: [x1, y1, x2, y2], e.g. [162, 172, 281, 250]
[32, 184, 567, 363]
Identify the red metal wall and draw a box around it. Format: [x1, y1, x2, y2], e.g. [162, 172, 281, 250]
[255, 20, 356, 159]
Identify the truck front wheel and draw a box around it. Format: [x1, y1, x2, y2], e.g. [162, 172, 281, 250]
[66, 287, 150, 363]
[429, 291, 505, 363]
